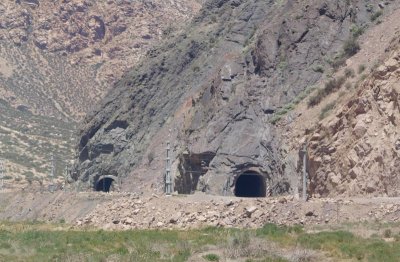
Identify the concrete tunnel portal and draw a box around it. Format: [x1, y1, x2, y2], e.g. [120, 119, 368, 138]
[234, 171, 266, 197]
[95, 176, 117, 192]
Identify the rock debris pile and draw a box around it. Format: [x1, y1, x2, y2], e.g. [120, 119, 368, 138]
[76, 193, 400, 230]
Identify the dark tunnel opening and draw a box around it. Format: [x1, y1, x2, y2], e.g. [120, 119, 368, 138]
[95, 177, 114, 192]
[234, 173, 266, 197]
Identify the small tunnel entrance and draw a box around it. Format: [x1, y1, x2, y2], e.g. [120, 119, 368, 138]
[234, 172, 266, 197]
[95, 177, 115, 192]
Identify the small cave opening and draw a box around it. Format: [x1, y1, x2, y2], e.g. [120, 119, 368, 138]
[234, 172, 266, 197]
[95, 177, 115, 192]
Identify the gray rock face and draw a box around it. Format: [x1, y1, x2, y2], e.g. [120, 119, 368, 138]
[72, 0, 391, 195]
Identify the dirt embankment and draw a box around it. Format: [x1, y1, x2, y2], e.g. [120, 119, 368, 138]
[1, 190, 400, 231]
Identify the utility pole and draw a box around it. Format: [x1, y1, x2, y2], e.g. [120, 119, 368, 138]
[64, 165, 68, 192]
[50, 154, 55, 193]
[302, 144, 308, 201]
[103, 175, 105, 192]
[165, 141, 172, 195]
[0, 159, 4, 191]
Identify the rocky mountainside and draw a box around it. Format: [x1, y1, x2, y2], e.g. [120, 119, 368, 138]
[282, 6, 400, 198]
[72, 0, 400, 197]
[0, 0, 201, 119]
[307, 42, 400, 197]
[0, 0, 200, 186]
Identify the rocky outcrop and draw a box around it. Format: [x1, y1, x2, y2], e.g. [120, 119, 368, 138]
[71, 0, 397, 196]
[308, 49, 400, 197]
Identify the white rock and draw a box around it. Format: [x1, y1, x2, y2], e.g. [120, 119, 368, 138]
[197, 216, 207, 222]
[245, 206, 258, 217]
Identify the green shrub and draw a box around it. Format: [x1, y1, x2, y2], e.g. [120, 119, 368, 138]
[358, 64, 366, 74]
[298, 231, 355, 250]
[269, 85, 321, 123]
[147, 151, 155, 164]
[344, 68, 355, 78]
[308, 77, 345, 107]
[257, 223, 284, 237]
[203, 253, 220, 261]
[256, 223, 303, 238]
[270, 115, 282, 125]
[366, 4, 374, 12]
[370, 10, 383, 22]
[329, 35, 361, 71]
[269, 103, 295, 124]
[319, 101, 336, 120]
[329, 55, 347, 70]
[312, 64, 324, 73]
[210, 15, 217, 23]
[350, 24, 366, 38]
[324, 76, 346, 94]
[359, 74, 367, 81]
[343, 37, 360, 57]
[278, 61, 288, 70]
[383, 229, 392, 238]
[228, 231, 250, 248]
[293, 86, 317, 105]
[308, 89, 325, 107]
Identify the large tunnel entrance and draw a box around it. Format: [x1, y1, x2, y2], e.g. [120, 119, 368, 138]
[95, 177, 115, 192]
[234, 172, 266, 197]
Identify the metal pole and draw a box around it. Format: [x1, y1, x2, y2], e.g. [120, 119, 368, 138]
[50, 154, 55, 193]
[336, 202, 340, 223]
[165, 141, 172, 195]
[0, 159, 4, 191]
[302, 144, 308, 201]
[64, 165, 68, 192]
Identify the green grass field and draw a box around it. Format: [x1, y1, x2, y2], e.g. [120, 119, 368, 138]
[0, 221, 399, 261]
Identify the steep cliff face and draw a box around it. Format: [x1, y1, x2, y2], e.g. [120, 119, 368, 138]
[72, 0, 400, 196]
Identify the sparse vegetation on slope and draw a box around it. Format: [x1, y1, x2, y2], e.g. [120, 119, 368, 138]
[1, 221, 400, 262]
[0, 100, 76, 185]
[307, 76, 346, 107]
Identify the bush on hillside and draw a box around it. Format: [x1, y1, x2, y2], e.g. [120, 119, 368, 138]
[308, 76, 346, 107]
[343, 37, 360, 57]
